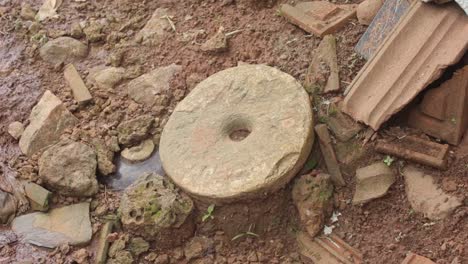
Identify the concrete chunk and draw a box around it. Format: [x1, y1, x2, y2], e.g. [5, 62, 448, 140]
[315, 124, 345, 186]
[24, 182, 51, 212]
[403, 166, 462, 220]
[19, 90, 78, 156]
[64, 64, 92, 103]
[352, 162, 395, 204]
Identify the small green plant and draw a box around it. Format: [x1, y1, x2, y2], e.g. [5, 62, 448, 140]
[231, 225, 259, 241]
[383, 156, 394, 166]
[202, 204, 215, 222]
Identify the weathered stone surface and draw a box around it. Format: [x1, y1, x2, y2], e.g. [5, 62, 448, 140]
[83, 20, 105, 43]
[127, 237, 149, 256]
[352, 162, 395, 204]
[160, 65, 314, 202]
[183, 236, 213, 261]
[19, 90, 78, 156]
[39, 37, 88, 65]
[8, 121, 24, 140]
[24, 182, 51, 211]
[403, 166, 462, 220]
[280, 2, 357, 37]
[304, 35, 340, 94]
[20, 3, 36, 20]
[95, 222, 113, 264]
[136, 8, 171, 45]
[321, 103, 363, 142]
[117, 115, 154, 146]
[292, 173, 334, 237]
[357, 0, 384, 25]
[119, 173, 194, 247]
[39, 140, 98, 197]
[91, 138, 116, 176]
[127, 64, 181, 106]
[64, 64, 92, 103]
[90, 67, 126, 90]
[200, 26, 228, 53]
[315, 124, 345, 186]
[121, 139, 154, 162]
[12, 203, 92, 248]
[0, 190, 16, 224]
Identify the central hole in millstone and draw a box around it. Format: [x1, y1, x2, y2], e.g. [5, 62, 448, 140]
[229, 128, 251, 141]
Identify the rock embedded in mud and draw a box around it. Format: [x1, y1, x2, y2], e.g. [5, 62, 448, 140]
[183, 236, 213, 261]
[39, 139, 98, 197]
[119, 173, 194, 247]
[0, 190, 17, 224]
[12, 203, 92, 248]
[7, 121, 24, 140]
[200, 26, 228, 53]
[127, 64, 182, 106]
[160, 65, 314, 203]
[292, 173, 334, 237]
[90, 66, 126, 90]
[352, 162, 395, 204]
[39, 37, 88, 65]
[136, 8, 172, 45]
[19, 90, 78, 156]
[117, 115, 154, 146]
[357, 0, 384, 25]
[403, 166, 462, 220]
[121, 139, 154, 162]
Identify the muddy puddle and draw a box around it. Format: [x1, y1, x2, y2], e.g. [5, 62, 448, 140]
[102, 149, 165, 190]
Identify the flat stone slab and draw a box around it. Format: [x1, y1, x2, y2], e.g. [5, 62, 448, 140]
[12, 203, 92, 248]
[403, 166, 462, 220]
[160, 65, 314, 203]
[353, 162, 395, 204]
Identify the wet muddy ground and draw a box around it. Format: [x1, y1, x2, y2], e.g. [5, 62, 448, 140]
[0, 0, 467, 263]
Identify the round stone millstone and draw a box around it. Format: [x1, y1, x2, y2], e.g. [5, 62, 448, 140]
[160, 65, 314, 203]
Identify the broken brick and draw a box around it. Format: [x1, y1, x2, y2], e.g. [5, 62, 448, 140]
[401, 252, 436, 264]
[343, 1, 468, 130]
[408, 66, 468, 145]
[315, 124, 346, 186]
[280, 2, 357, 37]
[297, 232, 363, 264]
[64, 64, 92, 103]
[375, 136, 449, 169]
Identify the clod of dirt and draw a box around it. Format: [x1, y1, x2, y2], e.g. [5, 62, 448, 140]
[89, 66, 126, 90]
[39, 37, 88, 65]
[403, 165, 462, 220]
[154, 254, 170, 264]
[91, 138, 116, 176]
[0, 190, 17, 224]
[183, 236, 213, 261]
[121, 139, 154, 162]
[19, 90, 78, 156]
[71, 248, 89, 264]
[20, 3, 36, 21]
[160, 65, 314, 203]
[127, 237, 149, 257]
[39, 139, 98, 197]
[83, 20, 105, 43]
[200, 26, 228, 53]
[7, 121, 24, 140]
[292, 173, 334, 237]
[117, 115, 154, 147]
[357, 0, 384, 25]
[108, 250, 133, 264]
[118, 173, 194, 247]
[108, 234, 128, 258]
[352, 162, 395, 204]
[135, 8, 172, 45]
[127, 64, 181, 106]
[12, 203, 92, 248]
[70, 23, 84, 39]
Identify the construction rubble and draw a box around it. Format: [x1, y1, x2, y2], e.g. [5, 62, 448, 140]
[0, 0, 467, 263]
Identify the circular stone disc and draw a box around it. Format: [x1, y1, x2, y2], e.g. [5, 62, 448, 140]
[160, 65, 314, 203]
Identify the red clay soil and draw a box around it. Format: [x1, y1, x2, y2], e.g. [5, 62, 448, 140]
[0, 0, 466, 263]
